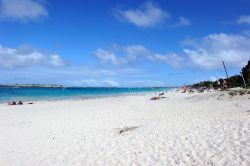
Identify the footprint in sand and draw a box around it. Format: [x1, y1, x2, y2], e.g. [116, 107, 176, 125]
[16, 121, 32, 127]
[116, 126, 140, 134]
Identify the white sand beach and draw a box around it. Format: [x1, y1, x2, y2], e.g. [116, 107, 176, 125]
[0, 91, 250, 166]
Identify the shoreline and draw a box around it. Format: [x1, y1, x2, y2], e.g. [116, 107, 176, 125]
[0, 91, 157, 106]
[0, 87, 171, 104]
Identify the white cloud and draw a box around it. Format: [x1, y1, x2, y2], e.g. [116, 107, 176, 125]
[49, 54, 66, 67]
[175, 17, 191, 27]
[183, 33, 250, 69]
[237, 15, 250, 25]
[123, 44, 151, 60]
[72, 79, 101, 87]
[103, 79, 120, 87]
[95, 32, 250, 70]
[94, 49, 126, 65]
[0, 44, 66, 68]
[114, 1, 169, 27]
[71, 79, 119, 87]
[129, 80, 165, 87]
[150, 53, 183, 68]
[0, 0, 48, 21]
[94, 44, 183, 67]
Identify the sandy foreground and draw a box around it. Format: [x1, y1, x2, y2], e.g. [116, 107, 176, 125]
[0, 91, 250, 166]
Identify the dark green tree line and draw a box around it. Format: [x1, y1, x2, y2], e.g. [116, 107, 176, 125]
[192, 60, 250, 88]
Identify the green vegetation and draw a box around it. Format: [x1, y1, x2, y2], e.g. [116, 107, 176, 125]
[242, 60, 250, 86]
[192, 60, 250, 88]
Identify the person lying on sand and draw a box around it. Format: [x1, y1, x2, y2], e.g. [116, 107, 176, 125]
[8, 101, 16, 105]
[159, 92, 164, 96]
[150, 96, 160, 100]
[18, 101, 23, 105]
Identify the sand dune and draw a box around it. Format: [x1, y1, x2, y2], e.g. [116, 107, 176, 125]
[0, 91, 250, 165]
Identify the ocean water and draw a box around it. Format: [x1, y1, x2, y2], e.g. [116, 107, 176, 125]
[0, 87, 172, 103]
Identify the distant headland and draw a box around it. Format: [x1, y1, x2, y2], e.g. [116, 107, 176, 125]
[0, 84, 64, 88]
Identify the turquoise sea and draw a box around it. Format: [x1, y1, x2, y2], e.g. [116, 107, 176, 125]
[0, 87, 172, 103]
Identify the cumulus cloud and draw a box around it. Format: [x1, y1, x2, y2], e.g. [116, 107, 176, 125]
[123, 44, 151, 60]
[183, 33, 250, 69]
[114, 1, 169, 27]
[0, 44, 66, 68]
[72, 79, 101, 87]
[175, 17, 191, 27]
[94, 49, 126, 65]
[103, 79, 120, 87]
[129, 80, 165, 87]
[49, 54, 66, 67]
[95, 32, 250, 70]
[0, 0, 48, 21]
[149, 53, 184, 68]
[94, 44, 183, 67]
[237, 15, 250, 25]
[71, 79, 120, 87]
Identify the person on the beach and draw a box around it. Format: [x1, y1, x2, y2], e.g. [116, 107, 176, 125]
[8, 101, 16, 105]
[18, 101, 23, 105]
[223, 80, 228, 89]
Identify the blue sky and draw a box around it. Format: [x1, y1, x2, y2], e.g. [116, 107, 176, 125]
[0, 0, 250, 87]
